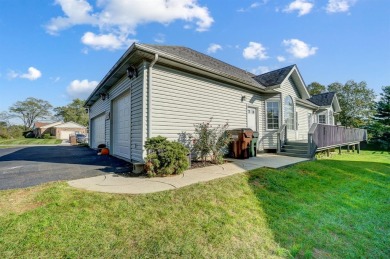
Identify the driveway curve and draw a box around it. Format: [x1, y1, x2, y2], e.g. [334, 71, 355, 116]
[0, 145, 130, 190]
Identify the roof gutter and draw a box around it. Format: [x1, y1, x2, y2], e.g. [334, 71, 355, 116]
[147, 53, 159, 139]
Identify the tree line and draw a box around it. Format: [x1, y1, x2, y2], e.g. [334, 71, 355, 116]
[308, 81, 389, 149]
[0, 98, 88, 139]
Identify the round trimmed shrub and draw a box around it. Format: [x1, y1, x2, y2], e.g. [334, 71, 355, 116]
[144, 136, 189, 177]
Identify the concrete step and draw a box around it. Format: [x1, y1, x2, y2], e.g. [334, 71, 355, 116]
[283, 144, 307, 150]
[282, 150, 308, 155]
[279, 152, 309, 158]
[285, 141, 308, 147]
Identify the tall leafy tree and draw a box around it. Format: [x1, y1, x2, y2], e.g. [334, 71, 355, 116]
[8, 97, 53, 130]
[54, 99, 88, 126]
[307, 82, 326, 96]
[327, 80, 376, 128]
[375, 86, 390, 125]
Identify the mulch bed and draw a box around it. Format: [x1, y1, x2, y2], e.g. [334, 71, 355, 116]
[190, 160, 228, 169]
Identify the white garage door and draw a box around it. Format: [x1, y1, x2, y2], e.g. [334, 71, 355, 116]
[60, 130, 75, 140]
[91, 114, 105, 149]
[112, 92, 131, 159]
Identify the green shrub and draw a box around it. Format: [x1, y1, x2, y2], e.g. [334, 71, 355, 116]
[144, 136, 189, 177]
[189, 118, 231, 165]
[43, 133, 51, 139]
[0, 132, 9, 139]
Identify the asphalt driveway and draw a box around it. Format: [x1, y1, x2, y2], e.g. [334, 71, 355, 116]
[0, 145, 131, 190]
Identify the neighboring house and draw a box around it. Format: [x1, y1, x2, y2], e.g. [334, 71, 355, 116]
[33, 121, 87, 139]
[85, 43, 363, 162]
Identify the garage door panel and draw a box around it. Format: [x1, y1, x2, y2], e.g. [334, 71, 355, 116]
[113, 92, 131, 159]
[91, 114, 105, 149]
[60, 130, 75, 140]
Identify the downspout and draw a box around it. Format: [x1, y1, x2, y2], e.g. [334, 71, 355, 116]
[147, 54, 159, 139]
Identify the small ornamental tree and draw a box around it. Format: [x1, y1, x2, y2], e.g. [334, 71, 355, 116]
[190, 119, 231, 165]
[144, 136, 189, 177]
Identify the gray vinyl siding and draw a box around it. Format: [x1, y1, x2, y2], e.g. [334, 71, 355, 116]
[89, 65, 145, 162]
[296, 105, 312, 140]
[150, 65, 264, 148]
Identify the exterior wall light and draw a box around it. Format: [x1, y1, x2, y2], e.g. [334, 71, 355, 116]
[100, 93, 109, 101]
[127, 65, 138, 79]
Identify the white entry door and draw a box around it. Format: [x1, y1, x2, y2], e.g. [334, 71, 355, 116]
[112, 92, 131, 160]
[247, 107, 257, 131]
[91, 114, 105, 148]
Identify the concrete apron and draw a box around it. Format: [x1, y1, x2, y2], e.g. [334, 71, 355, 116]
[68, 154, 309, 194]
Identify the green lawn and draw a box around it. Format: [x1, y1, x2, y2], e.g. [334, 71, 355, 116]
[0, 151, 388, 258]
[0, 138, 62, 145]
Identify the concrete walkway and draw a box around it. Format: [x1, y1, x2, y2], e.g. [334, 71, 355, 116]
[68, 154, 309, 194]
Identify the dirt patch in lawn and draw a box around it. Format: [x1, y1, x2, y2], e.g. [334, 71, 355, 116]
[0, 188, 44, 216]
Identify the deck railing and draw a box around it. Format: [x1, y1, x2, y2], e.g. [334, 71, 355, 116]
[308, 123, 367, 157]
[276, 124, 287, 153]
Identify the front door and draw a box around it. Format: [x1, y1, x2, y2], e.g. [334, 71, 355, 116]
[247, 107, 257, 131]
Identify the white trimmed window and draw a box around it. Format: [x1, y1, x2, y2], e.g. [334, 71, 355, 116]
[266, 101, 279, 130]
[284, 96, 295, 130]
[319, 114, 326, 124]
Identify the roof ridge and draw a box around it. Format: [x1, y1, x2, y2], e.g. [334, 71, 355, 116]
[254, 64, 295, 77]
[140, 43, 256, 77]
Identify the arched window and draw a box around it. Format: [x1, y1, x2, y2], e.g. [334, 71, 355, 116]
[284, 95, 294, 130]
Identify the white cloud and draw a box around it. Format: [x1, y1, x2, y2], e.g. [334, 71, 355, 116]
[154, 33, 166, 43]
[283, 39, 318, 59]
[207, 43, 222, 54]
[66, 79, 98, 99]
[47, 0, 214, 50]
[50, 76, 61, 82]
[251, 66, 270, 75]
[283, 0, 314, 16]
[237, 1, 268, 12]
[8, 67, 42, 81]
[20, 67, 42, 80]
[46, 0, 97, 35]
[243, 42, 268, 60]
[7, 70, 19, 79]
[326, 0, 356, 13]
[277, 56, 286, 62]
[81, 32, 135, 50]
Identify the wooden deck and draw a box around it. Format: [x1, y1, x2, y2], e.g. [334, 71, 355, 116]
[277, 123, 367, 158]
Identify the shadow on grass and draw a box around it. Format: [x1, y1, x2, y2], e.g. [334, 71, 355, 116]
[246, 159, 390, 258]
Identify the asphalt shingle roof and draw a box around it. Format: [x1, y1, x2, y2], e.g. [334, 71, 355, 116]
[141, 44, 261, 86]
[252, 65, 295, 87]
[307, 92, 335, 106]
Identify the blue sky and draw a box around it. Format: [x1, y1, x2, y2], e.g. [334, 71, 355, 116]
[1, 0, 389, 119]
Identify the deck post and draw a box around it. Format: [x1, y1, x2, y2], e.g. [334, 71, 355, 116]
[357, 143, 360, 154]
[347, 145, 350, 152]
[338, 146, 341, 155]
[326, 149, 330, 157]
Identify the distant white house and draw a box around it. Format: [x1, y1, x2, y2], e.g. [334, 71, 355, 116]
[85, 43, 341, 162]
[33, 121, 87, 139]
